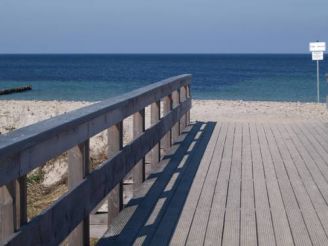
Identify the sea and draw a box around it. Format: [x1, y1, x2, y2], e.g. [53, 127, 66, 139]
[0, 54, 327, 102]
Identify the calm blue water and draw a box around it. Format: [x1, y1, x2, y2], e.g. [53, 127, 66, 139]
[0, 54, 327, 102]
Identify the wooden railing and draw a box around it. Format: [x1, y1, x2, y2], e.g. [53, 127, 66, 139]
[0, 74, 192, 245]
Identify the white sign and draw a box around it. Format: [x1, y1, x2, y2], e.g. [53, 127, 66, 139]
[312, 51, 324, 61]
[309, 42, 326, 52]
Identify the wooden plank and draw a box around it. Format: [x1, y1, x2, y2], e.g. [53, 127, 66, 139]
[67, 140, 90, 246]
[161, 96, 172, 156]
[133, 109, 146, 188]
[4, 98, 191, 246]
[295, 122, 328, 181]
[304, 122, 328, 153]
[204, 123, 235, 245]
[149, 122, 218, 246]
[240, 123, 257, 246]
[179, 86, 187, 132]
[0, 183, 15, 244]
[249, 123, 276, 246]
[279, 123, 328, 238]
[222, 123, 242, 246]
[171, 90, 180, 144]
[98, 123, 203, 245]
[311, 122, 328, 143]
[15, 176, 27, 228]
[169, 123, 224, 245]
[107, 122, 123, 226]
[176, 123, 225, 245]
[271, 123, 328, 245]
[0, 174, 26, 243]
[263, 124, 313, 246]
[297, 123, 328, 176]
[150, 101, 160, 168]
[256, 123, 294, 246]
[0, 75, 191, 187]
[186, 85, 191, 125]
[287, 123, 328, 201]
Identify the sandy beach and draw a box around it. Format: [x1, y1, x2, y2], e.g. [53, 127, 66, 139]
[1, 99, 327, 188]
[1, 99, 328, 134]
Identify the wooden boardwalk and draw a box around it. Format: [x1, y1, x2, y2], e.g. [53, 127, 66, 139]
[99, 121, 328, 246]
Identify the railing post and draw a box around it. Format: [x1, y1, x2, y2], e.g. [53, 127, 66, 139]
[171, 90, 180, 144]
[186, 84, 191, 125]
[15, 176, 27, 228]
[150, 101, 161, 167]
[0, 172, 27, 244]
[107, 122, 123, 227]
[0, 184, 14, 243]
[180, 86, 187, 132]
[133, 109, 145, 189]
[161, 95, 172, 156]
[67, 140, 90, 246]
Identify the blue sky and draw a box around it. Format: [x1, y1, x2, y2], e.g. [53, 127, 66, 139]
[0, 0, 327, 53]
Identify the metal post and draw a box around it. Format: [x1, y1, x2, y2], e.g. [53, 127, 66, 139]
[317, 60, 320, 103]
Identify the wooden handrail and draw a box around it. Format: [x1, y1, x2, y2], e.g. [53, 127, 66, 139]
[0, 74, 192, 245]
[0, 74, 191, 186]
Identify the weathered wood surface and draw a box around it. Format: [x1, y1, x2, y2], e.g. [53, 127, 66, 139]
[161, 96, 172, 156]
[2, 98, 191, 245]
[67, 140, 90, 246]
[107, 122, 123, 226]
[0, 74, 191, 187]
[99, 121, 328, 246]
[133, 109, 146, 188]
[150, 101, 160, 168]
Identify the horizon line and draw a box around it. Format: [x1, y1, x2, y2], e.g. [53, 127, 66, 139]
[0, 52, 312, 55]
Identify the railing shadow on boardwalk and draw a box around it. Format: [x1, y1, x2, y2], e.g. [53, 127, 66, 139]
[98, 121, 216, 245]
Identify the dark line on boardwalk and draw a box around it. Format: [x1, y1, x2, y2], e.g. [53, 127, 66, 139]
[256, 123, 278, 246]
[184, 123, 222, 244]
[268, 124, 314, 246]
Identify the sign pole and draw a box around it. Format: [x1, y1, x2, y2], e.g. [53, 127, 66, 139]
[309, 41, 325, 103]
[317, 60, 320, 103]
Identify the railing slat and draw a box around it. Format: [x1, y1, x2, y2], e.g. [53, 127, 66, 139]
[186, 84, 191, 125]
[161, 95, 172, 156]
[107, 122, 123, 226]
[15, 176, 27, 228]
[67, 140, 90, 246]
[180, 86, 187, 132]
[133, 109, 146, 189]
[171, 90, 180, 143]
[150, 101, 161, 167]
[0, 183, 15, 243]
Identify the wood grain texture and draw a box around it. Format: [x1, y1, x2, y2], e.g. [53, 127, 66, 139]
[161, 96, 172, 156]
[95, 121, 328, 246]
[133, 109, 146, 189]
[107, 122, 124, 227]
[67, 140, 90, 246]
[150, 101, 160, 168]
[171, 90, 180, 144]
[0, 184, 15, 244]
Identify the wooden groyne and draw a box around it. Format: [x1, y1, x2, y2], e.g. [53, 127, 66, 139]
[0, 85, 32, 95]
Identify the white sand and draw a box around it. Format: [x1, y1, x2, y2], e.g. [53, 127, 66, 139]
[1, 99, 327, 187]
[1, 100, 327, 134]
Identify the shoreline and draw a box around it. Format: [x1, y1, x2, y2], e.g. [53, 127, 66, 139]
[1, 99, 327, 134]
[1, 98, 327, 206]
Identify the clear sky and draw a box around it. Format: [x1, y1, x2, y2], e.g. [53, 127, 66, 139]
[0, 0, 327, 54]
